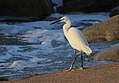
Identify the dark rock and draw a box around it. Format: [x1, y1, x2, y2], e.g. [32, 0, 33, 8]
[0, 17, 42, 23]
[94, 44, 119, 61]
[0, 77, 9, 81]
[82, 15, 119, 42]
[57, 6, 64, 13]
[0, 0, 54, 19]
[110, 6, 119, 17]
[62, 0, 119, 13]
[63, 0, 97, 13]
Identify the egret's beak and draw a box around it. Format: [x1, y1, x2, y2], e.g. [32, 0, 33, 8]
[50, 19, 61, 25]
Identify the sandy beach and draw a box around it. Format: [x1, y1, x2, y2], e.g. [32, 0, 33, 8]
[0, 62, 119, 83]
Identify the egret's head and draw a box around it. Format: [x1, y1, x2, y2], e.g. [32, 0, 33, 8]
[60, 16, 69, 22]
[50, 16, 69, 25]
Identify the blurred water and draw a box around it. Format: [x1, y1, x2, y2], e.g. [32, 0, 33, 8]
[0, 40, 117, 80]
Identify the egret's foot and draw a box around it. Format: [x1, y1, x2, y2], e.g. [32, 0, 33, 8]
[79, 67, 84, 70]
[78, 67, 87, 70]
[66, 66, 76, 71]
[66, 69, 75, 72]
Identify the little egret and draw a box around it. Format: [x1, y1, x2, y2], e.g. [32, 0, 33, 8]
[51, 16, 92, 71]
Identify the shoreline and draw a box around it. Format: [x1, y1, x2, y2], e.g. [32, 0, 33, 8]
[1, 62, 119, 83]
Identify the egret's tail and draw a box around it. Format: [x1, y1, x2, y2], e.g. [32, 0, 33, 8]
[82, 45, 92, 55]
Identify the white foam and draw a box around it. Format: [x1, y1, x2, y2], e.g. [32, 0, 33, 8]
[9, 60, 37, 70]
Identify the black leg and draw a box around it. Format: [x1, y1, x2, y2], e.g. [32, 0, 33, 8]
[69, 49, 77, 71]
[80, 51, 83, 69]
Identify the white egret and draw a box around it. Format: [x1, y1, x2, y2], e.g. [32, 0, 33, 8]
[51, 16, 92, 71]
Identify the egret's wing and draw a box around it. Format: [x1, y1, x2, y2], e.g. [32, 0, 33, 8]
[68, 27, 89, 46]
[78, 30, 89, 46]
[81, 45, 92, 55]
[67, 27, 92, 54]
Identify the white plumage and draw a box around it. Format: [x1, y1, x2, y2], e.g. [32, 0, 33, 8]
[51, 16, 92, 70]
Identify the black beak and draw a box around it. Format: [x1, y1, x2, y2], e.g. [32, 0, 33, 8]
[50, 19, 61, 25]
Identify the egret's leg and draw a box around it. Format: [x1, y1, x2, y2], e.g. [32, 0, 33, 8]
[68, 49, 77, 71]
[79, 51, 84, 70]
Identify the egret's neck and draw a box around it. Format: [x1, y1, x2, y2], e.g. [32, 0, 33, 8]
[63, 20, 71, 37]
[63, 20, 71, 31]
